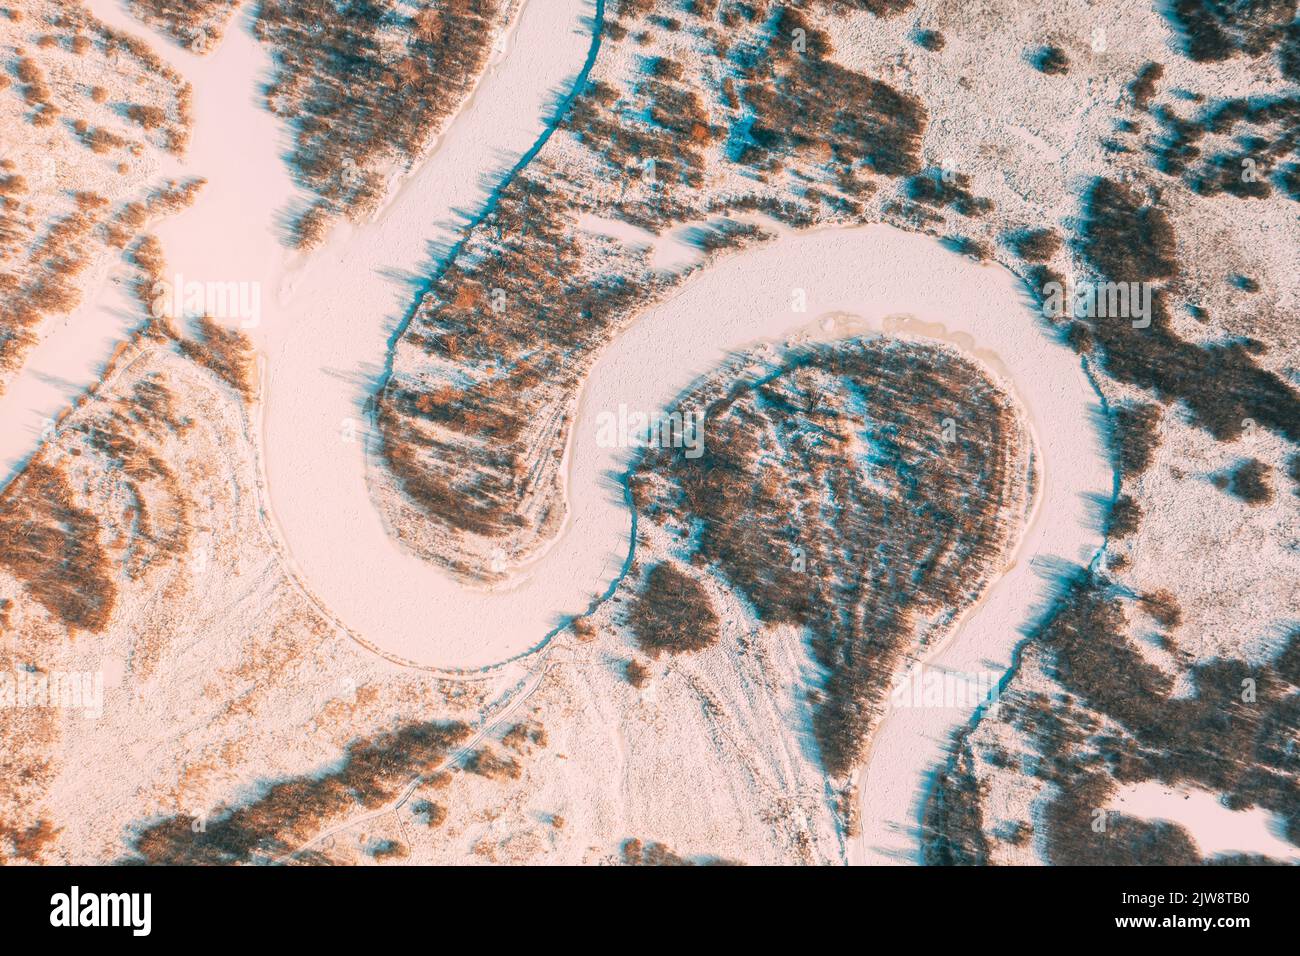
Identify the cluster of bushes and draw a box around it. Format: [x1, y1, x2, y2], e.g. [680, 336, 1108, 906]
[0, 192, 108, 376]
[625, 659, 650, 687]
[252, 0, 501, 245]
[620, 837, 739, 865]
[736, 9, 925, 181]
[11, 181, 205, 376]
[1031, 45, 1069, 75]
[905, 168, 994, 217]
[818, 0, 913, 14]
[1139, 588, 1182, 631]
[1030, 572, 1298, 860]
[409, 799, 447, 828]
[72, 119, 126, 154]
[500, 721, 547, 752]
[621, 838, 690, 865]
[73, 374, 195, 580]
[464, 746, 521, 781]
[566, 16, 901, 228]
[1003, 227, 1060, 263]
[1076, 178, 1300, 444]
[922, 744, 992, 865]
[1128, 61, 1163, 111]
[1162, 0, 1296, 66]
[104, 177, 205, 248]
[15, 55, 55, 124]
[1110, 402, 1162, 477]
[126, 0, 239, 49]
[1222, 457, 1275, 505]
[368, 839, 408, 860]
[178, 316, 255, 401]
[1283, 18, 1300, 81]
[1147, 95, 1299, 202]
[0, 818, 60, 863]
[568, 72, 714, 229]
[1105, 494, 1142, 538]
[127, 720, 470, 864]
[630, 340, 1030, 776]
[628, 562, 721, 656]
[914, 28, 944, 52]
[378, 170, 652, 544]
[1079, 178, 1178, 281]
[0, 155, 200, 387]
[0, 460, 116, 632]
[68, 17, 193, 154]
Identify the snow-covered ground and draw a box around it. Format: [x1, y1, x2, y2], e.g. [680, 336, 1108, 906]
[8, 0, 1113, 865]
[0, 0, 190, 487]
[23, 4, 1104, 679]
[1110, 781, 1300, 862]
[0, 256, 140, 488]
[589, 225, 1110, 864]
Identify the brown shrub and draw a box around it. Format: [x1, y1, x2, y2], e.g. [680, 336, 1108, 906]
[628, 562, 720, 657]
[1106, 494, 1143, 538]
[1226, 458, 1274, 505]
[126, 104, 166, 130]
[410, 799, 447, 828]
[1139, 589, 1182, 630]
[0, 818, 61, 862]
[1111, 402, 1162, 477]
[179, 316, 255, 401]
[1032, 45, 1070, 75]
[1006, 227, 1061, 262]
[501, 721, 546, 752]
[464, 746, 522, 781]
[625, 659, 649, 688]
